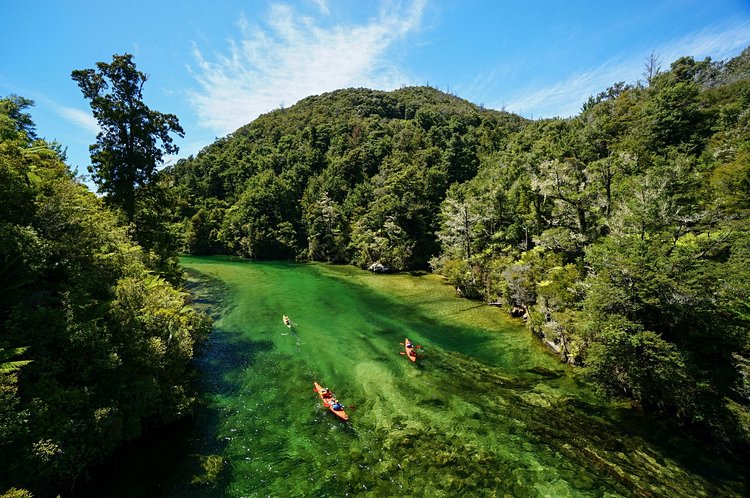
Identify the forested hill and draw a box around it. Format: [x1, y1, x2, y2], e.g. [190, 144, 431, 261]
[168, 48, 750, 450]
[168, 86, 527, 267]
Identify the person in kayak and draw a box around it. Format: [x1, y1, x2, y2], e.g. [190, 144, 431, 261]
[321, 387, 332, 398]
[331, 400, 343, 411]
[406, 340, 413, 348]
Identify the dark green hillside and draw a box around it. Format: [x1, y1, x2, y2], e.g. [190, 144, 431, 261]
[168, 86, 526, 267]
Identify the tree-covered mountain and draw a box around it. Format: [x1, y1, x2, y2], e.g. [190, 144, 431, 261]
[168, 86, 526, 267]
[169, 48, 750, 449]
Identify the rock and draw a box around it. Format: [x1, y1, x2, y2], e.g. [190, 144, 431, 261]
[509, 306, 526, 318]
[543, 338, 563, 354]
[368, 261, 390, 272]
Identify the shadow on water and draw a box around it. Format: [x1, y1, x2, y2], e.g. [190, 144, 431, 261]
[183, 268, 235, 322]
[74, 271, 275, 498]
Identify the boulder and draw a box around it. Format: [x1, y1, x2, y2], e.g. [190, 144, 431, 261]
[368, 261, 390, 273]
[510, 306, 526, 318]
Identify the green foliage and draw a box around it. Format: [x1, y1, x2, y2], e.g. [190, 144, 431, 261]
[189, 454, 225, 485]
[0, 348, 31, 375]
[585, 319, 692, 412]
[71, 54, 187, 281]
[0, 489, 34, 498]
[501, 247, 564, 309]
[185, 199, 229, 255]
[221, 169, 302, 259]
[0, 95, 211, 494]
[132, 179, 186, 281]
[0, 95, 36, 144]
[304, 191, 347, 262]
[72, 54, 184, 223]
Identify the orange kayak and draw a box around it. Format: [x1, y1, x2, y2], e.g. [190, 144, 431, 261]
[404, 337, 417, 363]
[313, 382, 349, 421]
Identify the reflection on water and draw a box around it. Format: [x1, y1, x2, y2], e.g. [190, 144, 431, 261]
[78, 256, 748, 497]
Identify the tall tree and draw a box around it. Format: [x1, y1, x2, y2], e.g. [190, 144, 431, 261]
[72, 54, 183, 222]
[642, 51, 662, 86]
[0, 95, 36, 143]
[436, 183, 488, 261]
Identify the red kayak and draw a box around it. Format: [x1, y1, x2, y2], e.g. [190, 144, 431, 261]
[404, 337, 418, 363]
[313, 382, 349, 421]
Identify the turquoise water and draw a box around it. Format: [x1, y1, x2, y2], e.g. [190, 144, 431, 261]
[79, 256, 748, 497]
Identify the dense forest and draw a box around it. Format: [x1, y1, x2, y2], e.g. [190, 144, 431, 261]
[170, 85, 526, 265]
[0, 86, 211, 493]
[169, 48, 750, 449]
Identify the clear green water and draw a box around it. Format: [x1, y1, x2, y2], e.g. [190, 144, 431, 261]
[80, 256, 747, 497]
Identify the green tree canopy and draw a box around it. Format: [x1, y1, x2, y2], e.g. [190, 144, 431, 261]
[0, 95, 210, 495]
[72, 53, 184, 222]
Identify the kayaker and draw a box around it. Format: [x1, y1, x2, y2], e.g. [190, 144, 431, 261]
[406, 340, 413, 348]
[332, 401, 343, 411]
[321, 387, 332, 398]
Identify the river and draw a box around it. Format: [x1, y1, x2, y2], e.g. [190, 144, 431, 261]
[78, 256, 747, 497]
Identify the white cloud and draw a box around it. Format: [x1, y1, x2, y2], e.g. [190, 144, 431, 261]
[503, 21, 750, 119]
[503, 58, 633, 118]
[56, 106, 100, 135]
[658, 21, 750, 65]
[310, 0, 329, 15]
[187, 1, 425, 135]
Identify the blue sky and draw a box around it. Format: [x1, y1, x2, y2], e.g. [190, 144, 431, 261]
[2, 0, 750, 180]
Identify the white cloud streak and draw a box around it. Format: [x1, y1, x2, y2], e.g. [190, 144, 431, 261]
[188, 1, 425, 135]
[310, 0, 330, 15]
[504, 21, 750, 119]
[56, 106, 100, 135]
